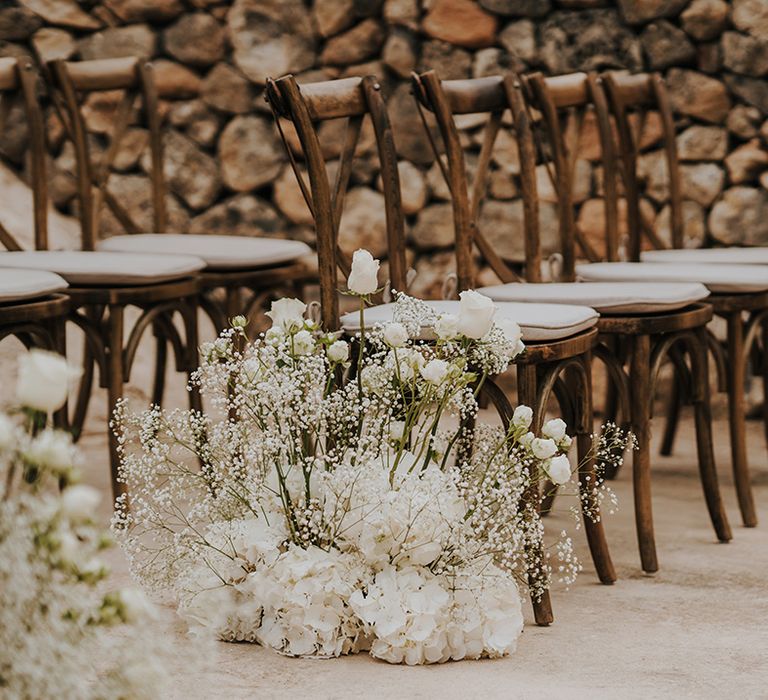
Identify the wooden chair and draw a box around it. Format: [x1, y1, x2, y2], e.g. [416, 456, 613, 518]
[411, 69, 732, 578]
[574, 71, 768, 528]
[266, 73, 615, 626]
[46, 56, 315, 336]
[0, 58, 203, 501]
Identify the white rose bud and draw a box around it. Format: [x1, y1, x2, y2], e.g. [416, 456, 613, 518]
[347, 249, 380, 295]
[420, 358, 449, 385]
[542, 418, 567, 442]
[24, 429, 76, 473]
[327, 340, 350, 363]
[383, 322, 409, 347]
[16, 349, 81, 414]
[434, 313, 459, 340]
[520, 431, 535, 450]
[60, 484, 100, 522]
[119, 588, 157, 623]
[292, 329, 314, 355]
[512, 405, 533, 429]
[560, 434, 573, 450]
[266, 298, 307, 332]
[457, 290, 496, 339]
[545, 454, 572, 485]
[531, 437, 558, 460]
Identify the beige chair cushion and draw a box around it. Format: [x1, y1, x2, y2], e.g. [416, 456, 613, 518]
[99, 234, 312, 270]
[479, 281, 709, 314]
[340, 299, 599, 342]
[642, 248, 768, 265]
[0, 268, 68, 303]
[576, 262, 768, 293]
[0, 251, 205, 286]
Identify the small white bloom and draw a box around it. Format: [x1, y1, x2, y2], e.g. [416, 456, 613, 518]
[495, 317, 523, 345]
[457, 291, 496, 339]
[531, 437, 557, 460]
[119, 588, 157, 623]
[545, 454, 572, 485]
[266, 298, 306, 332]
[389, 420, 406, 441]
[434, 313, 459, 340]
[347, 249, 380, 295]
[512, 405, 533, 429]
[60, 484, 100, 522]
[327, 340, 349, 363]
[520, 431, 535, 450]
[542, 418, 567, 442]
[264, 327, 284, 346]
[16, 349, 80, 413]
[292, 330, 314, 355]
[421, 358, 449, 385]
[383, 322, 409, 347]
[24, 429, 76, 473]
[57, 530, 82, 567]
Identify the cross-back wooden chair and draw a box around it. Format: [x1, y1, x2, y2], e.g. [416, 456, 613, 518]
[46, 57, 314, 334]
[412, 69, 732, 580]
[0, 58, 205, 501]
[0, 58, 70, 423]
[576, 71, 768, 529]
[266, 73, 614, 627]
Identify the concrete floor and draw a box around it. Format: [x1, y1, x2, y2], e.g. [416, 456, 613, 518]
[68, 364, 768, 700]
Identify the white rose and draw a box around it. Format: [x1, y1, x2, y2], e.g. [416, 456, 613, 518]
[496, 317, 523, 345]
[119, 588, 157, 623]
[457, 290, 496, 339]
[531, 437, 557, 460]
[24, 429, 76, 473]
[545, 454, 572, 485]
[434, 313, 459, 340]
[0, 413, 17, 450]
[60, 484, 100, 522]
[266, 298, 306, 332]
[421, 358, 449, 385]
[327, 340, 349, 363]
[347, 249, 380, 295]
[512, 405, 533, 429]
[542, 418, 567, 442]
[16, 349, 80, 414]
[383, 322, 409, 347]
[292, 330, 314, 355]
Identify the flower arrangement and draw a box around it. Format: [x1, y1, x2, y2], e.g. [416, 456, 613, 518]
[1, 350, 171, 699]
[114, 249, 622, 665]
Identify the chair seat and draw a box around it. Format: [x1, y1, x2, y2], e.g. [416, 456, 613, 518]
[642, 247, 768, 265]
[479, 281, 709, 314]
[340, 299, 599, 342]
[98, 234, 312, 271]
[576, 262, 768, 294]
[0, 251, 205, 286]
[0, 268, 68, 303]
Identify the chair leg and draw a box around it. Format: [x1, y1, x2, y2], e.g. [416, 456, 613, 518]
[574, 355, 616, 585]
[726, 312, 758, 527]
[151, 327, 168, 408]
[762, 318, 768, 453]
[49, 316, 69, 432]
[660, 364, 682, 457]
[689, 327, 733, 542]
[181, 297, 203, 416]
[106, 304, 127, 504]
[517, 362, 553, 627]
[629, 334, 657, 574]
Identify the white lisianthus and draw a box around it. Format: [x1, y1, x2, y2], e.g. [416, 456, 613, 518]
[545, 454, 572, 485]
[512, 405, 533, 430]
[16, 349, 80, 414]
[60, 484, 100, 522]
[531, 437, 557, 460]
[495, 317, 523, 346]
[457, 290, 496, 339]
[542, 418, 567, 442]
[327, 340, 350, 363]
[266, 298, 306, 332]
[24, 429, 76, 473]
[420, 358, 449, 385]
[292, 330, 314, 355]
[119, 588, 157, 623]
[383, 322, 409, 347]
[347, 249, 380, 295]
[434, 313, 459, 340]
[0, 413, 17, 450]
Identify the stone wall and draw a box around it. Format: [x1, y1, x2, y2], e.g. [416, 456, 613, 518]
[2, 0, 768, 297]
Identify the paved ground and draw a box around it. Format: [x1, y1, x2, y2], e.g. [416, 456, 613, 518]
[68, 363, 768, 700]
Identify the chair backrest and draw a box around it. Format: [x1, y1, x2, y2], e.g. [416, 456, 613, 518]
[0, 57, 48, 252]
[265, 74, 407, 331]
[523, 71, 622, 279]
[46, 57, 167, 251]
[411, 71, 534, 291]
[601, 71, 682, 261]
